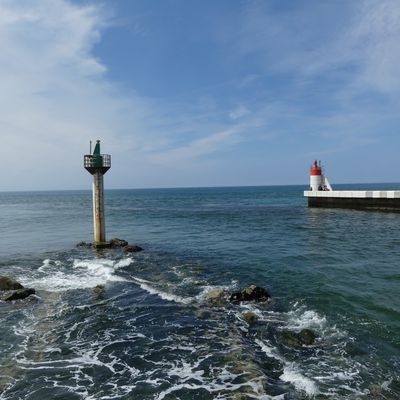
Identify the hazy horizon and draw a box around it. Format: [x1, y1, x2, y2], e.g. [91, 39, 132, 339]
[2, 181, 400, 194]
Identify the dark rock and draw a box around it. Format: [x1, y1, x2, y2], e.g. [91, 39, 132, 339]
[124, 244, 143, 253]
[298, 329, 317, 345]
[3, 288, 35, 301]
[345, 341, 369, 357]
[277, 331, 303, 348]
[76, 241, 93, 248]
[241, 312, 259, 324]
[93, 284, 105, 294]
[229, 285, 271, 304]
[369, 384, 382, 398]
[109, 238, 129, 248]
[0, 276, 24, 290]
[277, 329, 317, 348]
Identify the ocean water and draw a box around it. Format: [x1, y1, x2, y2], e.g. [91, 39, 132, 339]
[0, 185, 399, 399]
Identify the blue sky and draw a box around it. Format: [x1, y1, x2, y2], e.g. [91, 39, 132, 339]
[1, 0, 400, 190]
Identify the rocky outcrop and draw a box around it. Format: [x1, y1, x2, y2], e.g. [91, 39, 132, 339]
[2, 288, 36, 301]
[0, 276, 35, 302]
[205, 288, 229, 306]
[0, 276, 23, 290]
[109, 238, 129, 248]
[76, 239, 143, 252]
[276, 329, 317, 348]
[229, 285, 271, 304]
[76, 241, 93, 248]
[298, 328, 317, 345]
[124, 244, 143, 253]
[241, 312, 259, 324]
[93, 284, 105, 294]
[369, 384, 382, 398]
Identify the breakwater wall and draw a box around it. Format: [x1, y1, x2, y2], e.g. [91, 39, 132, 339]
[304, 190, 400, 212]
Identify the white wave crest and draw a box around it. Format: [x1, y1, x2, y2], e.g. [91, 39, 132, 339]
[114, 258, 134, 269]
[133, 279, 193, 305]
[19, 258, 132, 292]
[255, 338, 318, 396]
[280, 364, 319, 396]
[195, 281, 237, 302]
[254, 339, 283, 362]
[286, 308, 327, 332]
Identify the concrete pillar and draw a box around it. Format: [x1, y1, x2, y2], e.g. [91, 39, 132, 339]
[93, 171, 106, 243]
[84, 140, 111, 246]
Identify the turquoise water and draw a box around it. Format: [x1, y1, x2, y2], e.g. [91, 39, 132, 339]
[0, 185, 399, 399]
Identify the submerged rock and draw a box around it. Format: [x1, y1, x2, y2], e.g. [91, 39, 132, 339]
[298, 328, 317, 345]
[241, 312, 259, 324]
[124, 244, 143, 253]
[229, 285, 271, 304]
[369, 384, 382, 398]
[93, 284, 105, 294]
[109, 238, 129, 248]
[276, 329, 317, 348]
[76, 241, 93, 248]
[205, 288, 229, 306]
[0, 276, 23, 291]
[3, 288, 35, 301]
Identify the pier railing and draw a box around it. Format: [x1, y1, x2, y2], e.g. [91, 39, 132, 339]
[84, 154, 111, 174]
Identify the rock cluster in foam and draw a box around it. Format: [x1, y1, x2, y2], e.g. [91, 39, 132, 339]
[77, 238, 143, 253]
[205, 284, 272, 307]
[0, 276, 36, 302]
[229, 285, 272, 304]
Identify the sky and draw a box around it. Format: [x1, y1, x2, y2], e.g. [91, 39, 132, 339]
[1, 0, 400, 190]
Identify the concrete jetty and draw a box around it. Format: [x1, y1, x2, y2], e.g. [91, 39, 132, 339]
[304, 161, 400, 211]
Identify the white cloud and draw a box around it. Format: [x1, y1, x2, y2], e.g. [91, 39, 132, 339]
[229, 105, 250, 120]
[228, 0, 400, 96]
[348, 0, 400, 93]
[0, 0, 121, 189]
[0, 0, 257, 190]
[150, 127, 241, 163]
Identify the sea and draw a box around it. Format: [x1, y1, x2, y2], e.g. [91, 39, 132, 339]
[0, 184, 399, 400]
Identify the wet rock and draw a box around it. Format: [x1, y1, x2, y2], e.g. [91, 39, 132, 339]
[109, 238, 129, 248]
[369, 384, 382, 398]
[298, 329, 317, 345]
[345, 341, 369, 357]
[93, 284, 105, 294]
[241, 312, 259, 324]
[3, 288, 35, 301]
[229, 285, 271, 304]
[0, 276, 23, 290]
[192, 266, 206, 274]
[194, 309, 212, 319]
[124, 244, 143, 253]
[76, 241, 93, 248]
[277, 331, 303, 348]
[227, 359, 267, 398]
[205, 288, 229, 306]
[277, 329, 317, 348]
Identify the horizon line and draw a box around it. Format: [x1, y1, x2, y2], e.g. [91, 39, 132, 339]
[2, 181, 400, 194]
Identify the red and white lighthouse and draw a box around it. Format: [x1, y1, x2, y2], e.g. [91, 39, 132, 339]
[310, 160, 323, 191]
